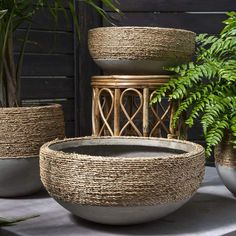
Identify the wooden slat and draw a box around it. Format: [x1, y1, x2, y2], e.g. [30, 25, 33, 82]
[105, 0, 236, 12]
[77, 1, 102, 136]
[33, 0, 68, 8]
[19, 54, 73, 76]
[59, 99, 75, 121]
[19, 9, 73, 31]
[21, 77, 74, 99]
[14, 30, 73, 54]
[105, 13, 227, 34]
[65, 121, 75, 137]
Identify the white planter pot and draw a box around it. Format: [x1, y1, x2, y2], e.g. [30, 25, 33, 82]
[0, 104, 65, 197]
[215, 134, 236, 196]
[88, 27, 196, 75]
[40, 136, 205, 225]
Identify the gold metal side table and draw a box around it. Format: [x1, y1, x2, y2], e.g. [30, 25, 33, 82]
[91, 75, 184, 138]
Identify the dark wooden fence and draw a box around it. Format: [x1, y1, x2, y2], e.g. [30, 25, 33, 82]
[16, 7, 75, 137]
[18, 0, 236, 144]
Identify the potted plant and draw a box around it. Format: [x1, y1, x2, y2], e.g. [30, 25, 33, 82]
[0, 0, 119, 197]
[151, 12, 236, 196]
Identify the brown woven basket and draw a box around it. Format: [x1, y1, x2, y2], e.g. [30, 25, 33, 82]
[88, 27, 196, 61]
[215, 133, 236, 167]
[40, 136, 205, 207]
[0, 104, 65, 158]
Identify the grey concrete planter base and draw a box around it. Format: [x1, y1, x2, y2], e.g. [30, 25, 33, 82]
[0, 157, 42, 197]
[94, 59, 181, 75]
[56, 198, 190, 225]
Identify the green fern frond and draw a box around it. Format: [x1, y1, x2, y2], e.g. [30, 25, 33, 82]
[151, 12, 236, 157]
[205, 117, 230, 156]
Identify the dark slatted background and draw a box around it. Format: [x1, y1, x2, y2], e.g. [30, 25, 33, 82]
[104, 0, 235, 35]
[17, 1, 236, 145]
[103, 0, 236, 162]
[15, 7, 75, 137]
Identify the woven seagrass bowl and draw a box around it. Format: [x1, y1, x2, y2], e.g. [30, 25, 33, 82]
[0, 104, 65, 197]
[215, 133, 236, 197]
[88, 27, 196, 75]
[40, 136, 205, 225]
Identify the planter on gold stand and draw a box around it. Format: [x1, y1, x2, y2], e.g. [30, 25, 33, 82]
[88, 26, 196, 75]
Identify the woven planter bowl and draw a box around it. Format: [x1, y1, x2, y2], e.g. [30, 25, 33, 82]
[40, 136, 205, 225]
[215, 134, 236, 196]
[88, 27, 196, 75]
[0, 104, 65, 197]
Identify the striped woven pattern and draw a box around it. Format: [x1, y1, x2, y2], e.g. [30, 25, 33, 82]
[40, 137, 205, 207]
[88, 27, 196, 61]
[0, 104, 65, 158]
[215, 133, 236, 167]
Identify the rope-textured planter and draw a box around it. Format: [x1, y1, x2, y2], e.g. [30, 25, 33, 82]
[215, 133, 236, 167]
[215, 133, 236, 196]
[0, 104, 65, 158]
[88, 27, 196, 74]
[40, 136, 205, 207]
[89, 27, 196, 61]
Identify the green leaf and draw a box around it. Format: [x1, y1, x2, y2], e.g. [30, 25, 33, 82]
[0, 215, 39, 227]
[0, 10, 7, 20]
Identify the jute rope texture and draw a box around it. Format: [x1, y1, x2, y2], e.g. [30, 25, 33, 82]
[88, 27, 196, 61]
[215, 133, 236, 167]
[0, 104, 65, 158]
[40, 137, 205, 207]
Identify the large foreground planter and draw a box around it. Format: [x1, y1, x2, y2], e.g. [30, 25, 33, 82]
[88, 27, 196, 75]
[40, 137, 205, 225]
[215, 134, 236, 196]
[0, 104, 65, 197]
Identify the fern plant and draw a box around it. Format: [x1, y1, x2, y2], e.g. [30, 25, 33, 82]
[151, 12, 236, 157]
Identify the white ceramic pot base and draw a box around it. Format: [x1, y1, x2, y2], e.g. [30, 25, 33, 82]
[56, 198, 189, 225]
[216, 163, 236, 196]
[94, 59, 184, 75]
[0, 157, 42, 197]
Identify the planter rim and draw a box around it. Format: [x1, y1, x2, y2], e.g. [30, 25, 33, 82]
[89, 26, 196, 36]
[0, 103, 61, 111]
[42, 136, 205, 161]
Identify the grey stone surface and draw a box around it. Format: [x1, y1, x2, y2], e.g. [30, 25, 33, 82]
[1, 167, 236, 236]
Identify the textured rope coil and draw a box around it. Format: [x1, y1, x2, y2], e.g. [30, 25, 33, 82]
[215, 133, 236, 167]
[0, 104, 65, 158]
[40, 137, 205, 207]
[88, 27, 196, 61]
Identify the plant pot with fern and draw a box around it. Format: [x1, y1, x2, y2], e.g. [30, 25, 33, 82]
[0, 0, 119, 197]
[151, 12, 236, 196]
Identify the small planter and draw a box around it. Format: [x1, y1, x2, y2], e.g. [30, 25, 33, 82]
[40, 136, 205, 225]
[0, 104, 65, 197]
[88, 27, 196, 75]
[215, 133, 236, 196]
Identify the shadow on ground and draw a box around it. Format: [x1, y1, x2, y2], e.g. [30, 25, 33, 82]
[0, 229, 20, 236]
